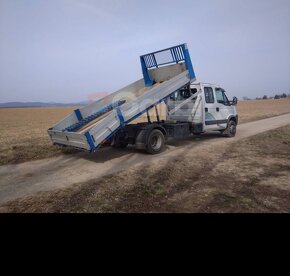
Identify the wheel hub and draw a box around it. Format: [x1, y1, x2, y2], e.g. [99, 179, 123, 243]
[151, 135, 162, 150]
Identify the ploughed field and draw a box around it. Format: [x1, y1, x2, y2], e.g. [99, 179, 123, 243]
[0, 99, 290, 165]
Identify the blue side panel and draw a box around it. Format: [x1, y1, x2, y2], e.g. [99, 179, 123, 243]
[182, 44, 196, 81]
[140, 56, 154, 87]
[116, 107, 125, 127]
[85, 131, 96, 152]
[74, 109, 83, 121]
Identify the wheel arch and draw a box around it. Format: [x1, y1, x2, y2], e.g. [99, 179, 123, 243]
[227, 115, 238, 125]
[140, 124, 167, 138]
[135, 124, 167, 149]
[150, 125, 167, 138]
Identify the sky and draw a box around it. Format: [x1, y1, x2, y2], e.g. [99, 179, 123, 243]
[0, 0, 290, 103]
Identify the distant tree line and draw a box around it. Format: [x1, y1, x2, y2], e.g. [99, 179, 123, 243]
[243, 93, 290, 100]
[273, 93, 288, 99]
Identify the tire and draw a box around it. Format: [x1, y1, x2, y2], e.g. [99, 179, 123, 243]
[146, 129, 165, 154]
[222, 120, 237, 137]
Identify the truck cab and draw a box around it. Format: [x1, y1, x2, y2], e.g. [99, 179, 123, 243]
[166, 82, 238, 136]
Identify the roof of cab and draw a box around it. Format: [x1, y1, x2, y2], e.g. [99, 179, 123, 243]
[191, 82, 221, 88]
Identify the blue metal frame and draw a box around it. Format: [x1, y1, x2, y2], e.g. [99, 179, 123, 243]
[74, 109, 83, 121]
[140, 43, 195, 86]
[85, 131, 96, 151]
[182, 44, 195, 81]
[116, 107, 125, 127]
[140, 56, 154, 87]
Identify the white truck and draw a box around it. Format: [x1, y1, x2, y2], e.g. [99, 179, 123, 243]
[48, 43, 238, 154]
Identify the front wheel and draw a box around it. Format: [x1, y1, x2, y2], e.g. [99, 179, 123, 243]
[222, 120, 237, 137]
[146, 129, 165, 154]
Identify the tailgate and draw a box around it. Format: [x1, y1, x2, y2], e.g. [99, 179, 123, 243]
[48, 129, 91, 151]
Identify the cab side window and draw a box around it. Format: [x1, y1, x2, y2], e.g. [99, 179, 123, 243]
[215, 88, 229, 105]
[204, 87, 214, 103]
[170, 87, 198, 101]
[180, 88, 197, 99]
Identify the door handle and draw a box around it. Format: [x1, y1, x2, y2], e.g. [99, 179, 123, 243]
[216, 107, 219, 112]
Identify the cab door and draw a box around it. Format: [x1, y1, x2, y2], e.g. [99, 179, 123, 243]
[203, 86, 222, 130]
[214, 88, 232, 128]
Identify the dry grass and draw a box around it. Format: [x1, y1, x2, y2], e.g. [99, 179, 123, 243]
[0, 107, 78, 165]
[237, 99, 290, 123]
[3, 124, 290, 213]
[0, 99, 289, 165]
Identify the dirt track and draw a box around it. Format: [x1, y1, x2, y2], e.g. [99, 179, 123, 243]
[0, 113, 290, 205]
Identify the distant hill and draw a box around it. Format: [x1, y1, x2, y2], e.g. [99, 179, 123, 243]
[0, 101, 89, 108]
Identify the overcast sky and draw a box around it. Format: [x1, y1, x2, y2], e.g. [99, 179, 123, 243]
[0, 0, 290, 102]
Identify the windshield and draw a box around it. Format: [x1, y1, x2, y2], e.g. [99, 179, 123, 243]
[215, 88, 230, 105]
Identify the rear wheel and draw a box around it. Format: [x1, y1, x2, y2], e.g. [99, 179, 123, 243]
[146, 129, 165, 154]
[222, 120, 237, 137]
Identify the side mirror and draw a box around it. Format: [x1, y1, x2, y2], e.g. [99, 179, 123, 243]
[232, 96, 238, 105]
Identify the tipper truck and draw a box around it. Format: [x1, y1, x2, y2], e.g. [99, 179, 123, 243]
[48, 43, 238, 154]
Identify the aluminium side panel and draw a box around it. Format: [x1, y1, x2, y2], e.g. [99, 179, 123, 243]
[79, 79, 145, 118]
[52, 112, 79, 131]
[120, 71, 191, 123]
[89, 111, 121, 147]
[48, 129, 90, 150]
[51, 78, 145, 131]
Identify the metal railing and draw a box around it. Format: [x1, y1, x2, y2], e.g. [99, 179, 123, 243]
[140, 43, 195, 86]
